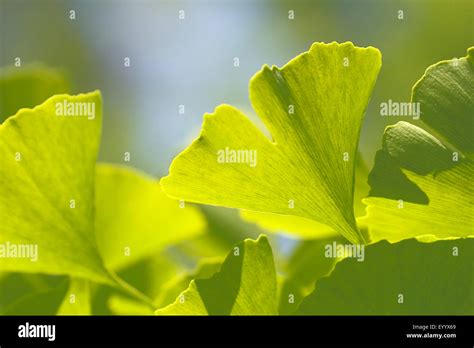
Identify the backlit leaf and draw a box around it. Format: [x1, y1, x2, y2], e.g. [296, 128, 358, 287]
[0, 92, 113, 284]
[161, 42, 381, 244]
[156, 235, 277, 315]
[240, 153, 370, 239]
[363, 47, 474, 243]
[94, 163, 206, 270]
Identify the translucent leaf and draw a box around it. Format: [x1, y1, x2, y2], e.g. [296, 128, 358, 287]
[240, 153, 370, 239]
[0, 92, 113, 284]
[154, 257, 222, 308]
[94, 163, 206, 270]
[278, 235, 345, 314]
[161, 42, 381, 244]
[365, 145, 473, 243]
[156, 235, 277, 315]
[363, 47, 474, 243]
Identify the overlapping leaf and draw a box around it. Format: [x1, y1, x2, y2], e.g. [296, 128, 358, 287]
[0, 92, 113, 283]
[95, 163, 206, 270]
[362, 47, 474, 243]
[278, 235, 345, 314]
[154, 257, 221, 308]
[0, 79, 211, 312]
[156, 235, 277, 315]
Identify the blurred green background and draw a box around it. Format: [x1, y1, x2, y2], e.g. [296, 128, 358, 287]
[1, 0, 472, 174]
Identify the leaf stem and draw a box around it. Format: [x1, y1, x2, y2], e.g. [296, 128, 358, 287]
[108, 271, 156, 310]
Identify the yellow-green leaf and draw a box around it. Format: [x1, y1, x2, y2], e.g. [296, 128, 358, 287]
[0, 92, 113, 284]
[240, 153, 370, 239]
[156, 235, 277, 315]
[363, 47, 474, 243]
[161, 42, 381, 244]
[57, 278, 91, 315]
[94, 163, 206, 270]
[154, 257, 222, 308]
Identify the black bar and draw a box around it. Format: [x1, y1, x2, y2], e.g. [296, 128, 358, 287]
[0, 316, 473, 346]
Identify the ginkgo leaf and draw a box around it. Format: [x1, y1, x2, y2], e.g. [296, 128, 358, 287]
[240, 154, 370, 239]
[0, 92, 113, 284]
[298, 238, 474, 315]
[362, 47, 474, 243]
[155, 257, 222, 308]
[364, 126, 473, 243]
[0, 64, 69, 123]
[278, 235, 345, 314]
[156, 235, 277, 315]
[94, 163, 206, 270]
[412, 47, 473, 153]
[92, 206, 251, 315]
[57, 278, 91, 315]
[161, 42, 381, 244]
